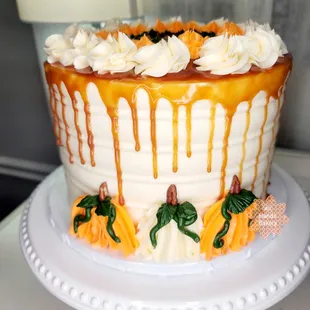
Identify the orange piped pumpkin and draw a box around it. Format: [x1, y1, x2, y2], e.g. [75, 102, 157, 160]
[70, 183, 138, 256]
[200, 176, 257, 260]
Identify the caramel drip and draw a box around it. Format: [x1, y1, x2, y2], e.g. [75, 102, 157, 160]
[251, 99, 269, 191]
[109, 106, 125, 205]
[150, 104, 158, 179]
[239, 101, 252, 184]
[117, 84, 156, 177]
[48, 87, 61, 146]
[219, 110, 235, 198]
[79, 89, 96, 167]
[45, 70, 95, 166]
[172, 105, 179, 172]
[263, 93, 283, 193]
[207, 102, 216, 173]
[59, 86, 74, 163]
[53, 88, 63, 146]
[186, 104, 192, 158]
[44, 56, 291, 204]
[272, 97, 282, 142]
[130, 102, 141, 152]
[72, 97, 85, 165]
[95, 82, 125, 204]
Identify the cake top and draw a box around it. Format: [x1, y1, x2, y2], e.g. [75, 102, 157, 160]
[44, 17, 288, 77]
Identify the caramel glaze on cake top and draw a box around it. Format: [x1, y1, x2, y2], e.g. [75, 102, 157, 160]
[45, 54, 292, 206]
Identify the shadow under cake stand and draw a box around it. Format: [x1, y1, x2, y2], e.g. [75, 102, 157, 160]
[20, 164, 310, 310]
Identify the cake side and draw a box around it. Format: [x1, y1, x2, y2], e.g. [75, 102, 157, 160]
[45, 56, 291, 222]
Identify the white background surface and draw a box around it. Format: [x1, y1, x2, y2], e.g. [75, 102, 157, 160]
[1, 148, 310, 310]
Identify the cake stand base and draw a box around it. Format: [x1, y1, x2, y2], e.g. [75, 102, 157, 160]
[20, 165, 310, 310]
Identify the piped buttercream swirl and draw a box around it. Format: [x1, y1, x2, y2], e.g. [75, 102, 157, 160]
[44, 19, 289, 76]
[194, 21, 288, 75]
[88, 32, 137, 75]
[134, 36, 190, 77]
[194, 34, 251, 75]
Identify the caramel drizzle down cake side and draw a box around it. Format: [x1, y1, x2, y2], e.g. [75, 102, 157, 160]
[45, 58, 291, 205]
[239, 100, 252, 184]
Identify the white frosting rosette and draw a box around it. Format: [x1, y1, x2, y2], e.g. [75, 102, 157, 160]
[71, 28, 101, 69]
[44, 24, 100, 69]
[194, 21, 288, 75]
[45, 20, 289, 77]
[88, 32, 137, 74]
[134, 36, 190, 77]
[245, 28, 281, 69]
[44, 34, 73, 65]
[194, 34, 251, 75]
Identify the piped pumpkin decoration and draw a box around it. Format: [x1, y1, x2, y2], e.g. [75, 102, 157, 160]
[200, 176, 257, 260]
[70, 182, 138, 256]
[150, 184, 200, 248]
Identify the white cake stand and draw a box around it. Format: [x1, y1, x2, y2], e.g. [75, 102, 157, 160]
[20, 164, 310, 310]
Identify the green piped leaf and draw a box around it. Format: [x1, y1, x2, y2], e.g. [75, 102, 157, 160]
[174, 201, 200, 243]
[213, 220, 230, 248]
[95, 197, 120, 243]
[77, 195, 100, 208]
[150, 203, 176, 248]
[74, 208, 92, 233]
[106, 204, 120, 243]
[214, 189, 257, 249]
[150, 201, 200, 248]
[225, 189, 257, 215]
[95, 196, 112, 217]
[175, 201, 198, 226]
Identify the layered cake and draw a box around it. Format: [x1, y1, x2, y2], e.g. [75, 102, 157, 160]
[44, 18, 292, 262]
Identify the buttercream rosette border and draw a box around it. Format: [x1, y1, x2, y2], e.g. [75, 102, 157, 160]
[44, 17, 288, 77]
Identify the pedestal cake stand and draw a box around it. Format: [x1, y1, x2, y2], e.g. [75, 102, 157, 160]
[20, 164, 310, 310]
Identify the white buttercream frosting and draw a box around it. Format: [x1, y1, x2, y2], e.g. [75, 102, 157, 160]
[44, 34, 73, 65]
[134, 36, 190, 77]
[245, 28, 281, 69]
[135, 204, 203, 262]
[88, 32, 137, 74]
[195, 20, 288, 75]
[194, 34, 251, 75]
[44, 24, 100, 69]
[45, 20, 288, 76]
[71, 28, 101, 69]
[242, 20, 288, 57]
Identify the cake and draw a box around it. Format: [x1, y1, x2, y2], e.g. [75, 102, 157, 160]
[44, 18, 292, 263]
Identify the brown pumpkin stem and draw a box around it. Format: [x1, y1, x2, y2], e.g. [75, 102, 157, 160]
[99, 182, 109, 201]
[230, 175, 241, 194]
[166, 184, 178, 206]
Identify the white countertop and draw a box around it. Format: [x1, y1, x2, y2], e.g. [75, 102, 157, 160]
[1, 149, 310, 310]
